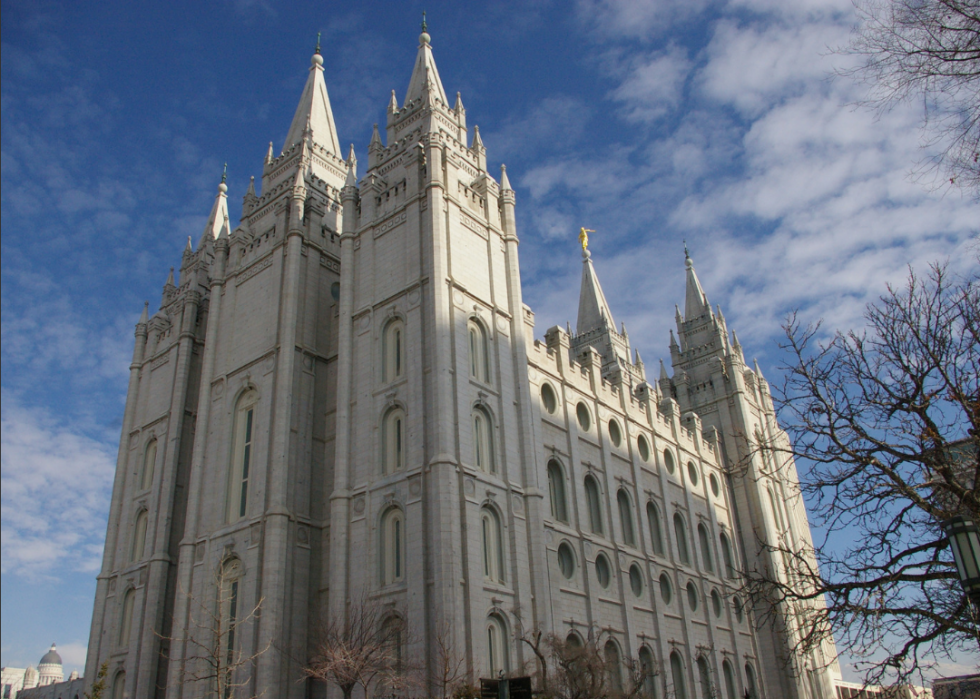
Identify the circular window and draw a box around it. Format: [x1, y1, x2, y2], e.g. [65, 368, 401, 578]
[629, 563, 643, 597]
[541, 383, 557, 414]
[557, 542, 575, 579]
[637, 434, 650, 462]
[608, 420, 622, 447]
[576, 402, 591, 431]
[687, 461, 699, 486]
[659, 573, 673, 604]
[663, 449, 675, 474]
[709, 472, 720, 497]
[687, 581, 699, 611]
[595, 554, 611, 588]
[734, 595, 744, 623]
[711, 589, 722, 617]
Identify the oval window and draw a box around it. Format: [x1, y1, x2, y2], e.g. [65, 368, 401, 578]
[608, 420, 622, 447]
[687, 581, 699, 611]
[734, 595, 744, 623]
[595, 554, 611, 588]
[663, 449, 675, 474]
[637, 434, 650, 462]
[709, 472, 720, 497]
[629, 563, 643, 597]
[687, 461, 699, 486]
[576, 402, 591, 431]
[541, 383, 557, 415]
[330, 281, 340, 301]
[557, 542, 575, 579]
[711, 588, 722, 618]
[659, 573, 673, 604]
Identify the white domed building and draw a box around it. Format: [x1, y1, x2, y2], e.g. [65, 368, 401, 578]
[36, 645, 63, 686]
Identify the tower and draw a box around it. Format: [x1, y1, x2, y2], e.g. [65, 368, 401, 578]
[665, 249, 841, 699]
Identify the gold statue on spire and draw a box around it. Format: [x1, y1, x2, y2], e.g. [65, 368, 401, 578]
[579, 228, 595, 252]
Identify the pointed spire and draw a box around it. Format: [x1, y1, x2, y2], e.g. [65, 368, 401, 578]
[576, 235, 617, 335]
[283, 44, 341, 155]
[754, 358, 765, 380]
[388, 90, 399, 114]
[684, 243, 709, 320]
[659, 358, 670, 381]
[347, 143, 357, 174]
[266, 142, 275, 164]
[246, 176, 256, 198]
[185, 235, 193, 252]
[635, 348, 644, 366]
[405, 14, 448, 106]
[472, 125, 484, 150]
[669, 329, 679, 348]
[165, 267, 175, 288]
[455, 91, 464, 113]
[345, 153, 357, 188]
[500, 164, 512, 191]
[139, 301, 149, 324]
[202, 171, 231, 241]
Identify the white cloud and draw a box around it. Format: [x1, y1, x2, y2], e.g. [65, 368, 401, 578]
[609, 46, 692, 122]
[0, 392, 115, 578]
[576, 0, 714, 39]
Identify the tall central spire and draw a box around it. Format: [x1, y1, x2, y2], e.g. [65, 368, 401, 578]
[576, 241, 616, 335]
[404, 16, 448, 106]
[283, 43, 341, 155]
[684, 245, 710, 320]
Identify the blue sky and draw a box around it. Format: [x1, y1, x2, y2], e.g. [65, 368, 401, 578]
[1, 0, 977, 681]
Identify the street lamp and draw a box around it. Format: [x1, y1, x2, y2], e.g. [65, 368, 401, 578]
[943, 515, 980, 606]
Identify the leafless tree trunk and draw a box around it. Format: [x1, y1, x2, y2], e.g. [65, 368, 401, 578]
[742, 262, 979, 687]
[433, 621, 468, 699]
[162, 561, 270, 698]
[304, 597, 419, 699]
[842, 0, 980, 193]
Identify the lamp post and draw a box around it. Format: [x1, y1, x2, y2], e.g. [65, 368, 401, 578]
[942, 515, 980, 607]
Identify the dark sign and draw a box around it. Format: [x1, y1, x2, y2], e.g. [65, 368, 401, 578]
[508, 676, 533, 699]
[479, 677, 532, 699]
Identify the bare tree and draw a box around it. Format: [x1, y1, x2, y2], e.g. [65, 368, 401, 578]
[843, 0, 980, 193]
[433, 621, 468, 699]
[164, 560, 270, 698]
[304, 598, 418, 699]
[546, 630, 610, 699]
[744, 262, 979, 686]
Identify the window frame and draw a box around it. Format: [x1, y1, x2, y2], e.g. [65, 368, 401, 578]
[468, 319, 490, 384]
[382, 318, 406, 383]
[584, 475, 603, 535]
[547, 459, 569, 523]
[226, 390, 258, 523]
[382, 407, 407, 474]
[380, 507, 406, 585]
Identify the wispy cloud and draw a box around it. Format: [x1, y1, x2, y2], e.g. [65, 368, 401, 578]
[0, 392, 115, 579]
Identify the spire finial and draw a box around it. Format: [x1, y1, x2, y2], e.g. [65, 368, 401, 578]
[420, 10, 430, 44]
[315, 31, 322, 55]
[221, 163, 227, 184]
[579, 228, 595, 256]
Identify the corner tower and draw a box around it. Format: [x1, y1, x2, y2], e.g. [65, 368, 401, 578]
[328, 22, 547, 680]
[666, 249, 840, 699]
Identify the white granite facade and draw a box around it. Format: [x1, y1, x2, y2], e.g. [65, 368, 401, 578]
[84, 29, 840, 699]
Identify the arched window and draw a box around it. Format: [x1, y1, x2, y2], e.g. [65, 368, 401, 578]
[468, 320, 490, 383]
[547, 459, 568, 523]
[482, 508, 504, 583]
[584, 475, 603, 535]
[566, 631, 583, 648]
[638, 646, 658, 699]
[604, 640, 622, 693]
[669, 651, 687, 699]
[380, 508, 405, 585]
[130, 510, 148, 563]
[381, 616, 405, 673]
[227, 390, 258, 522]
[382, 319, 405, 383]
[118, 589, 135, 647]
[722, 660, 737, 699]
[473, 406, 495, 473]
[697, 656, 712, 699]
[744, 663, 757, 699]
[647, 502, 665, 556]
[617, 489, 635, 546]
[383, 407, 406, 474]
[673, 513, 690, 566]
[697, 523, 714, 573]
[111, 672, 126, 699]
[219, 558, 243, 695]
[140, 439, 157, 491]
[486, 615, 509, 676]
[720, 533, 735, 579]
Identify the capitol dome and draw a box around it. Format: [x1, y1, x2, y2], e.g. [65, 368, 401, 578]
[37, 643, 63, 685]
